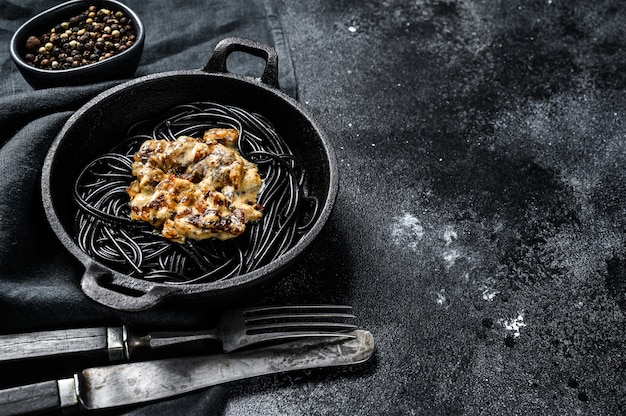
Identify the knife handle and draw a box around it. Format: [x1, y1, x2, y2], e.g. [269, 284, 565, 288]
[0, 327, 128, 363]
[0, 377, 78, 416]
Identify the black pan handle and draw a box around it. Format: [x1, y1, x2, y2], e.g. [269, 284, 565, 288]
[80, 262, 177, 311]
[203, 37, 280, 90]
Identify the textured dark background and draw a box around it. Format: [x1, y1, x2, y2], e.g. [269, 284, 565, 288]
[2, 0, 626, 415]
[236, 1, 626, 414]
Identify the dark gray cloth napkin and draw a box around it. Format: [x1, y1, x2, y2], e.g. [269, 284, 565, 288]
[0, 0, 296, 414]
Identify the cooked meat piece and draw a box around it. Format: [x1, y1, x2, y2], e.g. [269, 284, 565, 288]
[127, 128, 263, 242]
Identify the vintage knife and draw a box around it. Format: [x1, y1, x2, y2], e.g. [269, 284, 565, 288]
[0, 330, 374, 415]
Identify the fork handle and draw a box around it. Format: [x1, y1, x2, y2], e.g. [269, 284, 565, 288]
[139, 331, 220, 349]
[0, 327, 128, 363]
[0, 327, 218, 362]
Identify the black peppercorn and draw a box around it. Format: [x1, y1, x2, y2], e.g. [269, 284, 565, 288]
[23, 5, 136, 70]
[25, 36, 41, 50]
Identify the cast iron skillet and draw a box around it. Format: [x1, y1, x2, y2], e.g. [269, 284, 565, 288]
[42, 37, 338, 312]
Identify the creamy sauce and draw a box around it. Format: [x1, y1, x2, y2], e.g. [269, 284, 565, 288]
[126, 128, 263, 242]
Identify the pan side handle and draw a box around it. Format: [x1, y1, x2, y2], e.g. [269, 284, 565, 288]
[80, 262, 177, 311]
[203, 37, 280, 90]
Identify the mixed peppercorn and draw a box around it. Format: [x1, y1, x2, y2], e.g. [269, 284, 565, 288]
[23, 5, 136, 70]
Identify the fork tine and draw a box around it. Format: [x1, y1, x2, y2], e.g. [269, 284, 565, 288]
[243, 304, 353, 316]
[246, 331, 357, 347]
[245, 321, 358, 334]
[244, 312, 356, 324]
[242, 305, 356, 331]
[241, 305, 357, 335]
[219, 305, 359, 353]
[243, 305, 355, 323]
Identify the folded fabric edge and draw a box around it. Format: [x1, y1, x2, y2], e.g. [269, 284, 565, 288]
[263, 0, 298, 100]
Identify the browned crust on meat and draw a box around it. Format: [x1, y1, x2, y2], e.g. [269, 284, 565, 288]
[126, 128, 263, 242]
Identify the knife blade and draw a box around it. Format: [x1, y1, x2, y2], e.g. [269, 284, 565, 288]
[0, 330, 374, 415]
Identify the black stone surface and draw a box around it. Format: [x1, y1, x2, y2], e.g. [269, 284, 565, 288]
[223, 1, 626, 414]
[1, 0, 625, 415]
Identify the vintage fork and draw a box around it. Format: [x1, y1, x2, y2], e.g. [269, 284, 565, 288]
[0, 305, 357, 363]
[136, 304, 357, 354]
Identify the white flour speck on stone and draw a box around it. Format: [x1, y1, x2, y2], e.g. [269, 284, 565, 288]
[480, 284, 500, 301]
[502, 313, 527, 338]
[391, 212, 425, 250]
[443, 226, 457, 245]
[443, 248, 460, 268]
[435, 288, 448, 307]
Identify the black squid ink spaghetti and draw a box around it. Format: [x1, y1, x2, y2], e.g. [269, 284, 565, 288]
[73, 102, 319, 284]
